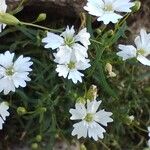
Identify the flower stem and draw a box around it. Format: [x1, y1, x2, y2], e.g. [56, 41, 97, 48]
[90, 39, 102, 45]
[20, 22, 62, 33]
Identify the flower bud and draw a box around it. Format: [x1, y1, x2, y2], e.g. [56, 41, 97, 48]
[40, 107, 47, 112]
[96, 28, 102, 35]
[36, 135, 42, 142]
[36, 13, 46, 22]
[0, 13, 20, 25]
[132, 1, 141, 12]
[17, 107, 27, 115]
[31, 143, 38, 150]
[125, 115, 134, 125]
[105, 63, 117, 77]
[76, 97, 86, 104]
[80, 144, 87, 150]
[86, 85, 97, 101]
[107, 30, 114, 36]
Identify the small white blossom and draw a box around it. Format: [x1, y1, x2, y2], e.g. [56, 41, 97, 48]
[117, 29, 150, 66]
[84, 0, 134, 25]
[0, 51, 33, 95]
[55, 56, 91, 84]
[42, 26, 90, 63]
[0, 102, 9, 130]
[0, 0, 7, 32]
[128, 115, 134, 121]
[69, 100, 113, 141]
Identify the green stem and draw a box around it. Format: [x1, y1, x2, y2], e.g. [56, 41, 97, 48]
[20, 22, 62, 33]
[90, 39, 102, 45]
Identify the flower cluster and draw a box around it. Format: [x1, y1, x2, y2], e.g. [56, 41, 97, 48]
[42, 26, 91, 84]
[117, 29, 150, 66]
[0, 0, 149, 147]
[0, 0, 7, 32]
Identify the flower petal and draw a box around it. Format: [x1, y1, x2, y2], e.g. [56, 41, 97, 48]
[88, 121, 106, 140]
[94, 109, 113, 126]
[84, 0, 104, 17]
[117, 44, 137, 60]
[72, 121, 88, 139]
[42, 32, 64, 49]
[113, 0, 135, 12]
[69, 103, 86, 120]
[87, 100, 102, 114]
[137, 55, 150, 66]
[75, 28, 91, 49]
[97, 12, 122, 24]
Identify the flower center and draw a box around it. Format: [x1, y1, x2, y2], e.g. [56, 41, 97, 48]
[5, 66, 14, 76]
[104, 4, 113, 11]
[64, 36, 75, 47]
[67, 61, 76, 69]
[137, 49, 145, 55]
[84, 113, 94, 122]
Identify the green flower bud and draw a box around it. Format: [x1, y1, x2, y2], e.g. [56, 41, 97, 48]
[125, 115, 134, 125]
[86, 85, 97, 101]
[96, 28, 102, 35]
[36, 13, 46, 22]
[80, 144, 87, 150]
[40, 107, 47, 112]
[76, 97, 86, 104]
[0, 13, 20, 25]
[36, 135, 42, 142]
[31, 143, 38, 150]
[107, 30, 114, 36]
[17, 107, 27, 115]
[132, 1, 141, 12]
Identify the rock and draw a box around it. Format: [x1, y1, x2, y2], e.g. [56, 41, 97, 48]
[7, 0, 86, 17]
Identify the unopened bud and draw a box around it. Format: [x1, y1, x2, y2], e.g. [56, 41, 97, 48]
[76, 97, 86, 104]
[96, 28, 102, 35]
[17, 107, 27, 115]
[40, 107, 47, 112]
[80, 144, 87, 150]
[107, 30, 114, 36]
[31, 143, 38, 150]
[125, 115, 134, 125]
[36, 13, 46, 22]
[36, 135, 42, 142]
[86, 85, 97, 101]
[132, 1, 141, 12]
[0, 13, 20, 25]
[105, 63, 117, 78]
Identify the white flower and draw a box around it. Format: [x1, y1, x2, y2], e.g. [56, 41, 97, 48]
[0, 51, 33, 95]
[84, 0, 134, 25]
[0, 102, 9, 130]
[128, 115, 134, 121]
[42, 26, 90, 63]
[0, 0, 7, 32]
[69, 100, 113, 141]
[117, 29, 150, 66]
[55, 56, 91, 84]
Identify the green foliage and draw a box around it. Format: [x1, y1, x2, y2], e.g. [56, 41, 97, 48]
[0, 4, 150, 150]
